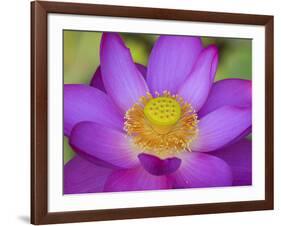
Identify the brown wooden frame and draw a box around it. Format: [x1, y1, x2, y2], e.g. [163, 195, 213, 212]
[31, 0, 274, 224]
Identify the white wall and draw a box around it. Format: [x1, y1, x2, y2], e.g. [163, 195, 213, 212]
[0, 0, 280, 225]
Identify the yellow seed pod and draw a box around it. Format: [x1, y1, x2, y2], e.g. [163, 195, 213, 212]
[144, 97, 181, 126]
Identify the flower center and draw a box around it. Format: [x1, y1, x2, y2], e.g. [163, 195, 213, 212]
[144, 97, 181, 126]
[124, 91, 198, 158]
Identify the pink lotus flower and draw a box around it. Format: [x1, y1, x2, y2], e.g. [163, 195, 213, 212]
[64, 33, 252, 194]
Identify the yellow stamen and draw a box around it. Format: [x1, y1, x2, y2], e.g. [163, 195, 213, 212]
[124, 91, 198, 158]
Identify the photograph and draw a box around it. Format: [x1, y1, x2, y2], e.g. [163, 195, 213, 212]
[1, 0, 278, 225]
[63, 31, 252, 194]
[30, 1, 274, 224]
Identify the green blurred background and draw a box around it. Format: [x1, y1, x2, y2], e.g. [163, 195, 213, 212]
[63, 30, 252, 164]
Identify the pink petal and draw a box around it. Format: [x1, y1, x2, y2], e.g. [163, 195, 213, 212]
[212, 139, 252, 186]
[147, 35, 203, 94]
[90, 63, 147, 92]
[70, 122, 139, 169]
[178, 45, 219, 111]
[64, 84, 123, 136]
[90, 66, 106, 92]
[168, 152, 232, 188]
[199, 79, 252, 117]
[138, 153, 181, 176]
[64, 156, 113, 194]
[190, 106, 252, 152]
[104, 166, 171, 192]
[100, 33, 148, 113]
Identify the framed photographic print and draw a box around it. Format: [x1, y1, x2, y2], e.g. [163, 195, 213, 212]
[31, 1, 274, 225]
